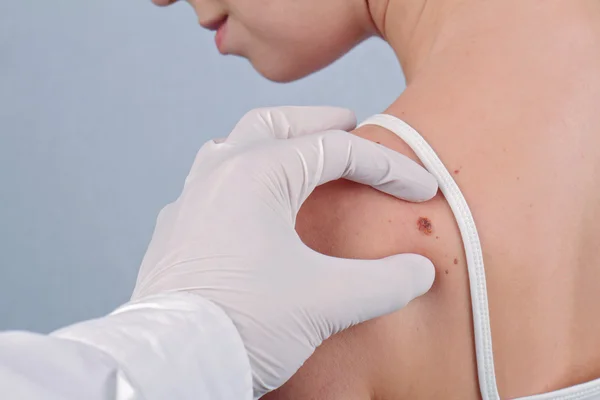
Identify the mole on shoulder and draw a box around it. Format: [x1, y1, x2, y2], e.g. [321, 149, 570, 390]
[417, 217, 433, 236]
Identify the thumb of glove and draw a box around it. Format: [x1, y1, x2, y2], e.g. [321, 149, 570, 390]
[313, 253, 436, 339]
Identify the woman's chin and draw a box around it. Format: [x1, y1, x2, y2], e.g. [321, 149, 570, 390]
[254, 64, 312, 83]
[249, 57, 323, 83]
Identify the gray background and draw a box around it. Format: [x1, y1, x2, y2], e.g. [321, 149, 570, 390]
[0, 0, 405, 333]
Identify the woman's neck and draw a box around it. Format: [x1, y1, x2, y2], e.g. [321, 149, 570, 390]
[368, 0, 571, 83]
[366, 0, 471, 82]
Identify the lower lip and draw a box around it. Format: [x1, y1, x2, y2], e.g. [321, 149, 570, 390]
[215, 20, 227, 53]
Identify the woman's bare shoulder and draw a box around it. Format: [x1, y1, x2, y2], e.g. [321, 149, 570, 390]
[297, 123, 464, 271]
[266, 124, 482, 400]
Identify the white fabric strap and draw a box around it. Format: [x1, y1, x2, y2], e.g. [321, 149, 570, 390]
[517, 382, 600, 400]
[359, 114, 500, 399]
[358, 114, 600, 400]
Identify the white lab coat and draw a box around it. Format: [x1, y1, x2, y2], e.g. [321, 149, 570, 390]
[0, 292, 253, 399]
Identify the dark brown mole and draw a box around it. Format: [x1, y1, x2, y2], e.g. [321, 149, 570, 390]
[445, 269, 449, 275]
[375, 141, 381, 144]
[417, 217, 433, 236]
[453, 258, 458, 265]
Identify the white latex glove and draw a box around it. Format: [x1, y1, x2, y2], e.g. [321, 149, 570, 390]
[131, 106, 439, 398]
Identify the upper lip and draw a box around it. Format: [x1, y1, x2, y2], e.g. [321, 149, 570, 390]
[199, 15, 228, 31]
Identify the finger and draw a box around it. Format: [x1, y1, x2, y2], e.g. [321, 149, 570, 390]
[226, 106, 356, 144]
[292, 130, 438, 203]
[315, 253, 435, 336]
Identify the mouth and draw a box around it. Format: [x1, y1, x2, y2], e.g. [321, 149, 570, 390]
[199, 15, 229, 53]
[199, 15, 228, 32]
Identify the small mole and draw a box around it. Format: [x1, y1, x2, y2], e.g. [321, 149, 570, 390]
[375, 141, 381, 144]
[388, 219, 392, 223]
[445, 269, 449, 275]
[517, 176, 520, 181]
[417, 217, 433, 236]
[454, 169, 460, 174]
[453, 258, 458, 265]
[436, 236, 439, 239]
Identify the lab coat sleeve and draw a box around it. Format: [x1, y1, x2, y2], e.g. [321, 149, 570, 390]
[0, 292, 253, 400]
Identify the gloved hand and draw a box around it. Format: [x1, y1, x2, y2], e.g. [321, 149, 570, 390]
[131, 106, 438, 398]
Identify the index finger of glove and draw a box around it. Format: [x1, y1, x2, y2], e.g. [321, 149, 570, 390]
[295, 130, 439, 203]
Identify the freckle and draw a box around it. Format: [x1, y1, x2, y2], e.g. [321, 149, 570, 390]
[436, 236, 439, 239]
[502, 147, 507, 152]
[517, 176, 520, 181]
[417, 217, 433, 236]
[529, 203, 533, 208]
[388, 219, 392, 223]
[454, 258, 458, 265]
[445, 269, 449, 275]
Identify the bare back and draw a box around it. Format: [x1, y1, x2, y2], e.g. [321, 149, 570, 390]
[264, 2, 600, 399]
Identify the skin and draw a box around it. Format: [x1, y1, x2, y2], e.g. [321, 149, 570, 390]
[156, 0, 600, 398]
[152, 0, 374, 82]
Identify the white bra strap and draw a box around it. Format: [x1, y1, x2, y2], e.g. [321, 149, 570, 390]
[358, 114, 500, 400]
